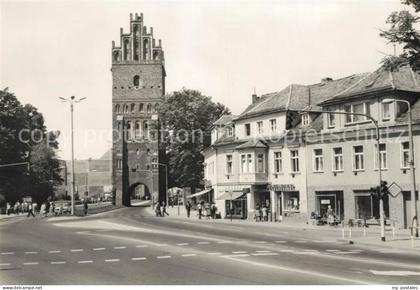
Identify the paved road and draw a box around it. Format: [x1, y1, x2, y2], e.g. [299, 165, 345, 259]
[1, 207, 419, 285]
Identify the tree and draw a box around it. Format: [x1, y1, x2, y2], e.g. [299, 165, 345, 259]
[0, 88, 63, 204]
[158, 89, 230, 192]
[380, 0, 420, 70]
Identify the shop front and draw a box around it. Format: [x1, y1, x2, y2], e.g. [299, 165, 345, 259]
[216, 185, 250, 219]
[315, 191, 344, 221]
[269, 184, 300, 221]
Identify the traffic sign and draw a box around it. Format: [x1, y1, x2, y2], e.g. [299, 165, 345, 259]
[387, 182, 402, 198]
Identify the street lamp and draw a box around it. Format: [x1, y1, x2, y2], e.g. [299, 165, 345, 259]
[382, 98, 418, 237]
[297, 108, 386, 241]
[59, 96, 86, 215]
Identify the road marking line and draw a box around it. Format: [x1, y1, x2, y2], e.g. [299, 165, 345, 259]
[326, 249, 340, 252]
[255, 241, 267, 244]
[70, 249, 84, 252]
[256, 250, 271, 253]
[1, 252, 14, 255]
[252, 253, 280, 256]
[23, 262, 39, 265]
[279, 249, 294, 252]
[294, 252, 319, 255]
[105, 259, 120, 262]
[295, 241, 307, 243]
[226, 257, 370, 284]
[93, 248, 106, 251]
[136, 245, 148, 248]
[24, 251, 38, 254]
[0, 263, 11, 266]
[182, 253, 197, 257]
[48, 250, 61, 254]
[304, 250, 319, 252]
[335, 251, 355, 254]
[156, 244, 168, 247]
[113, 246, 126, 249]
[177, 243, 189, 246]
[197, 242, 210, 244]
[275, 241, 287, 243]
[131, 257, 147, 261]
[51, 261, 66, 265]
[217, 241, 232, 244]
[370, 270, 420, 276]
[78, 260, 93, 264]
[232, 251, 248, 254]
[207, 252, 222, 255]
[157, 255, 171, 259]
[221, 254, 250, 258]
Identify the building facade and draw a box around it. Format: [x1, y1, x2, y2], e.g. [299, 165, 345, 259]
[111, 13, 166, 206]
[204, 65, 420, 228]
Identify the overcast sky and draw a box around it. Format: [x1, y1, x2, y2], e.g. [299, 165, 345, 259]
[0, 0, 407, 160]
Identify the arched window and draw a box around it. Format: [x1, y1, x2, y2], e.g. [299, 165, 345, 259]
[135, 121, 141, 139]
[139, 103, 144, 112]
[133, 75, 140, 87]
[115, 104, 120, 113]
[154, 103, 159, 113]
[130, 103, 136, 113]
[146, 103, 152, 113]
[113, 50, 120, 62]
[123, 104, 129, 113]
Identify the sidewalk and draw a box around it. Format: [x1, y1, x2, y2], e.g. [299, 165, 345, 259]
[0, 213, 27, 221]
[152, 205, 420, 252]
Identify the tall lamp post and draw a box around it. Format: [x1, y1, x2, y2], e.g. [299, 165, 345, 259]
[59, 96, 86, 215]
[297, 108, 386, 241]
[382, 98, 418, 237]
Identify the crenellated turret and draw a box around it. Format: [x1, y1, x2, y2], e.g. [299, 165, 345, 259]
[112, 13, 164, 64]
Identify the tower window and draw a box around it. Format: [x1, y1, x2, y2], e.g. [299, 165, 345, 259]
[139, 103, 144, 112]
[154, 103, 159, 113]
[123, 38, 130, 60]
[123, 104, 128, 113]
[133, 75, 140, 87]
[115, 104, 120, 113]
[130, 103, 136, 113]
[147, 103, 152, 113]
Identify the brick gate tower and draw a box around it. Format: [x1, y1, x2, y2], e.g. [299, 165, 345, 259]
[111, 13, 166, 206]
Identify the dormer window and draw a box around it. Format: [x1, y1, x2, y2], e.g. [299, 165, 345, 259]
[302, 114, 310, 126]
[344, 102, 370, 124]
[328, 112, 335, 128]
[245, 123, 251, 136]
[227, 126, 233, 137]
[382, 102, 391, 121]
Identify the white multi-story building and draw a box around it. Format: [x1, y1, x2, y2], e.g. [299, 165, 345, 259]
[204, 65, 420, 228]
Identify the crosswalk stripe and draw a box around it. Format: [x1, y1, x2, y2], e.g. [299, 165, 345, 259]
[51, 261, 66, 265]
[131, 257, 147, 261]
[105, 259, 120, 262]
[157, 255, 171, 259]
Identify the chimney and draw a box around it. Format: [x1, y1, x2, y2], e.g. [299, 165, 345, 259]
[321, 77, 333, 83]
[252, 93, 259, 104]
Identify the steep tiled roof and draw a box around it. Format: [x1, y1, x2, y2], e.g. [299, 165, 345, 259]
[213, 114, 237, 126]
[235, 74, 368, 120]
[321, 65, 420, 105]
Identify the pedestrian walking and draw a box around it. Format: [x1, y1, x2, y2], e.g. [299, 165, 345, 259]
[186, 201, 192, 218]
[327, 205, 334, 226]
[49, 202, 55, 216]
[155, 203, 161, 217]
[211, 203, 217, 219]
[162, 201, 169, 216]
[6, 202, 11, 215]
[262, 205, 268, 222]
[14, 201, 20, 215]
[83, 199, 88, 216]
[40, 203, 47, 217]
[27, 203, 35, 218]
[197, 203, 202, 219]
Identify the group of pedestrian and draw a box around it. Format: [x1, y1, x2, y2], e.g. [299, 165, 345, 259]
[5, 200, 38, 217]
[155, 201, 169, 217]
[254, 203, 270, 222]
[196, 201, 217, 219]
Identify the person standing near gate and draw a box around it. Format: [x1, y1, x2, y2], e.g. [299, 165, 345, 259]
[327, 205, 334, 225]
[186, 201, 192, 218]
[197, 203, 203, 219]
[83, 199, 89, 216]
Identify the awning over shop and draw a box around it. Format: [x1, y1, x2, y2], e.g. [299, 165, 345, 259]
[186, 189, 212, 199]
[216, 191, 245, 200]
